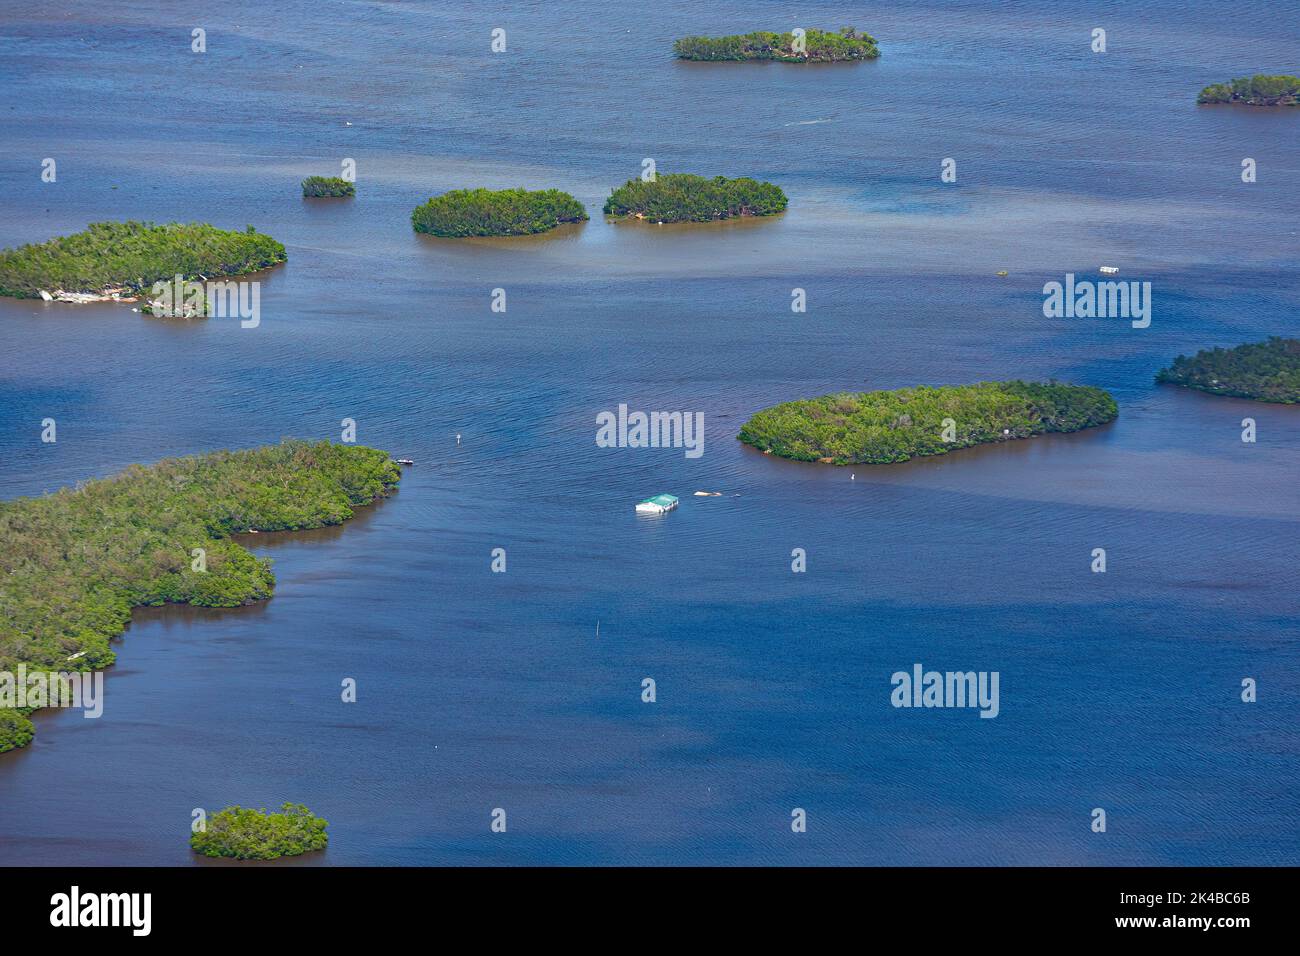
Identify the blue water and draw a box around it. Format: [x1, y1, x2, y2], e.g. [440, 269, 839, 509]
[0, 0, 1296, 865]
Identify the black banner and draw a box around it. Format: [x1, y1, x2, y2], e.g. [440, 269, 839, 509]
[0, 866, 1282, 941]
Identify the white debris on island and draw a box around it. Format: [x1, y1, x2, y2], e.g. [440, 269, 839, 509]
[39, 287, 139, 304]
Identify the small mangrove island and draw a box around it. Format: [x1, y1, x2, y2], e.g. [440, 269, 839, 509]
[191, 804, 329, 860]
[1156, 337, 1300, 403]
[0, 440, 400, 753]
[738, 381, 1118, 465]
[1197, 74, 1300, 105]
[674, 27, 879, 62]
[0, 220, 287, 302]
[603, 173, 788, 223]
[411, 187, 588, 237]
[302, 175, 355, 198]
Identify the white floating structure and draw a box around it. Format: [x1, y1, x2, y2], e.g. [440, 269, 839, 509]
[635, 493, 678, 515]
[1099, 265, 1119, 275]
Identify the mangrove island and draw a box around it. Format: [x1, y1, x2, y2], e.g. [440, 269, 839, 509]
[673, 27, 879, 62]
[411, 187, 588, 237]
[0, 440, 400, 754]
[1156, 337, 1300, 403]
[302, 176, 355, 198]
[1197, 74, 1300, 105]
[0, 220, 287, 302]
[738, 381, 1119, 465]
[191, 804, 329, 860]
[603, 173, 788, 223]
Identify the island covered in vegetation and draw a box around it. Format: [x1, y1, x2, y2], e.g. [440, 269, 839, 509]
[1155, 337, 1300, 403]
[191, 804, 329, 860]
[411, 187, 587, 237]
[0, 440, 400, 754]
[738, 381, 1118, 465]
[0, 221, 286, 301]
[302, 176, 355, 198]
[0, 711, 33, 753]
[604, 173, 788, 223]
[1197, 74, 1300, 105]
[674, 27, 879, 62]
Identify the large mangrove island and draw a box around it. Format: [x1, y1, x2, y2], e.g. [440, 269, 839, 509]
[604, 173, 788, 223]
[674, 27, 879, 62]
[1156, 337, 1300, 403]
[0, 440, 400, 753]
[0, 221, 287, 302]
[738, 381, 1118, 465]
[1197, 74, 1300, 105]
[411, 187, 587, 237]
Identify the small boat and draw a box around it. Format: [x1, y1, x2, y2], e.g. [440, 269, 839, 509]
[394, 458, 414, 466]
[635, 493, 679, 515]
[693, 491, 722, 497]
[1099, 265, 1119, 275]
[996, 270, 1008, 277]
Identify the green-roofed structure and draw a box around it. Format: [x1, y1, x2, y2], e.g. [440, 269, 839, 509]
[635, 494, 679, 515]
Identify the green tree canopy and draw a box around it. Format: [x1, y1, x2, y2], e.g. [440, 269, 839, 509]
[411, 188, 587, 237]
[1156, 337, 1300, 403]
[1198, 74, 1299, 104]
[0, 441, 400, 753]
[673, 27, 879, 62]
[191, 803, 329, 860]
[604, 173, 788, 222]
[738, 381, 1118, 464]
[302, 176, 355, 198]
[0, 221, 286, 299]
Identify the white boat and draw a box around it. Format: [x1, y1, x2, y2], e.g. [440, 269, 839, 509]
[1099, 265, 1119, 275]
[635, 493, 679, 515]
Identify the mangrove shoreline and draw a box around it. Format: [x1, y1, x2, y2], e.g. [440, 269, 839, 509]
[0, 440, 400, 754]
[738, 381, 1119, 465]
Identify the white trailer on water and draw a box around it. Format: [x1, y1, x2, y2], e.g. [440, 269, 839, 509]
[635, 494, 678, 515]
